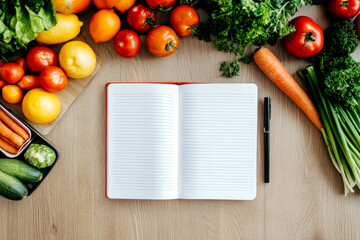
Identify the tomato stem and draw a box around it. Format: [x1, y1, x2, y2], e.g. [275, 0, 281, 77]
[142, 11, 156, 29]
[302, 31, 316, 49]
[187, 25, 199, 35]
[166, 37, 178, 51]
[341, 1, 349, 8]
[158, 1, 174, 13]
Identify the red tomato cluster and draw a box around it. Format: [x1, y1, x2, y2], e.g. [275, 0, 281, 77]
[0, 46, 68, 104]
[90, 0, 200, 58]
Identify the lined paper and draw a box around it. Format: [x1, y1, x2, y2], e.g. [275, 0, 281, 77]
[107, 84, 179, 199]
[179, 84, 257, 200]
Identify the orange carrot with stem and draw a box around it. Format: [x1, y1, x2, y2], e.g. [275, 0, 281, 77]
[0, 109, 29, 140]
[0, 121, 24, 147]
[0, 138, 18, 154]
[253, 47, 323, 131]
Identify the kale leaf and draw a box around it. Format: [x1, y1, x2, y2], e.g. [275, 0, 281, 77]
[194, 0, 311, 77]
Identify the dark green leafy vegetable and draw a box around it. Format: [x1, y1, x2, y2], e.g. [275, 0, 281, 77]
[194, 0, 314, 77]
[0, 0, 57, 56]
[311, 20, 360, 107]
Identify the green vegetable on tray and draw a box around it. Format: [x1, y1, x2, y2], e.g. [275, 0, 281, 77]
[194, 0, 320, 77]
[24, 144, 56, 169]
[0, 0, 58, 56]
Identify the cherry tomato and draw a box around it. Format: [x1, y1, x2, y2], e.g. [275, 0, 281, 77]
[39, 66, 67, 93]
[127, 4, 156, 33]
[0, 79, 7, 88]
[283, 16, 324, 58]
[15, 58, 26, 73]
[26, 46, 58, 73]
[170, 5, 199, 37]
[146, 0, 176, 8]
[17, 75, 41, 90]
[146, 26, 179, 57]
[114, 30, 141, 58]
[0, 63, 25, 83]
[328, 0, 360, 19]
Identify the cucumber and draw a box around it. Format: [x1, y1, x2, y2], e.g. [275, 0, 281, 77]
[0, 170, 28, 200]
[0, 159, 42, 183]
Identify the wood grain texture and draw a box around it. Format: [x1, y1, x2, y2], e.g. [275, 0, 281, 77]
[1, 4, 359, 240]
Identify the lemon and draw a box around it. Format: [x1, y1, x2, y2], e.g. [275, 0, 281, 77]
[36, 13, 83, 45]
[22, 89, 61, 124]
[59, 41, 96, 79]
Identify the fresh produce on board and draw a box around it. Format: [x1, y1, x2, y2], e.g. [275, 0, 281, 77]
[36, 13, 83, 45]
[22, 88, 61, 124]
[24, 143, 56, 169]
[146, 26, 179, 57]
[59, 41, 97, 78]
[89, 9, 121, 43]
[283, 16, 324, 58]
[114, 30, 141, 58]
[328, 0, 360, 19]
[169, 5, 199, 37]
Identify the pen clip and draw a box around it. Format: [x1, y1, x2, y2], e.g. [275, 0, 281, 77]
[264, 97, 271, 131]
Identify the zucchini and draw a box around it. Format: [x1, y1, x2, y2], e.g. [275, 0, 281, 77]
[0, 159, 42, 183]
[0, 170, 28, 200]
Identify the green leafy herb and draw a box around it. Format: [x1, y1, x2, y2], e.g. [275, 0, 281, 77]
[195, 0, 312, 77]
[0, 0, 57, 55]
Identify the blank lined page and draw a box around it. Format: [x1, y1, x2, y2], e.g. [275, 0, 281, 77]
[179, 84, 258, 200]
[107, 84, 179, 199]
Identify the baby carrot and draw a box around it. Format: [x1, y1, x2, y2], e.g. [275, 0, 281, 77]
[253, 47, 323, 131]
[0, 109, 29, 140]
[0, 137, 18, 154]
[0, 136, 19, 148]
[0, 121, 24, 147]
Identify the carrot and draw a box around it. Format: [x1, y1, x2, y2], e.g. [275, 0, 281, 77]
[0, 136, 19, 149]
[0, 137, 18, 154]
[0, 109, 29, 140]
[0, 120, 24, 147]
[253, 47, 323, 131]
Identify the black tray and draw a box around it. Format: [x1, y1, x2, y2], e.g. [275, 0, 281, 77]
[0, 103, 59, 200]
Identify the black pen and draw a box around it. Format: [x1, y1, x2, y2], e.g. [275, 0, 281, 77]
[264, 97, 271, 183]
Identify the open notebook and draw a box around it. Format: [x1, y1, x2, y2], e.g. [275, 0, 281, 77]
[106, 83, 258, 200]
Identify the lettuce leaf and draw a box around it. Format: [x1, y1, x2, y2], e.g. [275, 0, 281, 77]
[0, 0, 57, 56]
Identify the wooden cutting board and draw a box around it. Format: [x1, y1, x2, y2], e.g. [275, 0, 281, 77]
[0, 33, 100, 135]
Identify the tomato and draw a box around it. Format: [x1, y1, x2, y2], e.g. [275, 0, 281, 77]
[283, 16, 324, 58]
[0, 63, 25, 83]
[170, 5, 199, 37]
[17, 75, 41, 90]
[15, 58, 27, 73]
[114, 30, 141, 58]
[0, 79, 7, 88]
[146, 26, 179, 57]
[146, 0, 176, 8]
[39, 66, 67, 93]
[127, 4, 156, 33]
[26, 46, 58, 73]
[328, 0, 360, 19]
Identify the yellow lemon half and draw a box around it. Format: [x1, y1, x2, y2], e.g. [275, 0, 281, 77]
[22, 88, 61, 124]
[36, 13, 83, 45]
[59, 41, 96, 79]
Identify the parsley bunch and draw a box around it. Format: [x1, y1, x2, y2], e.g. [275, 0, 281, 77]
[195, 0, 314, 77]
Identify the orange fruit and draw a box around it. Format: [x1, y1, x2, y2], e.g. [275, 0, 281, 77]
[115, 0, 136, 13]
[90, 9, 121, 43]
[93, 0, 120, 9]
[2, 85, 24, 104]
[52, 0, 92, 14]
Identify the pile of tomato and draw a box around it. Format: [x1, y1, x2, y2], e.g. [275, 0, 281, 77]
[88, 0, 199, 58]
[0, 46, 67, 104]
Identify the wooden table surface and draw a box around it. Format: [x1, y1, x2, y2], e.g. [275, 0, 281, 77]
[1, 4, 360, 240]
